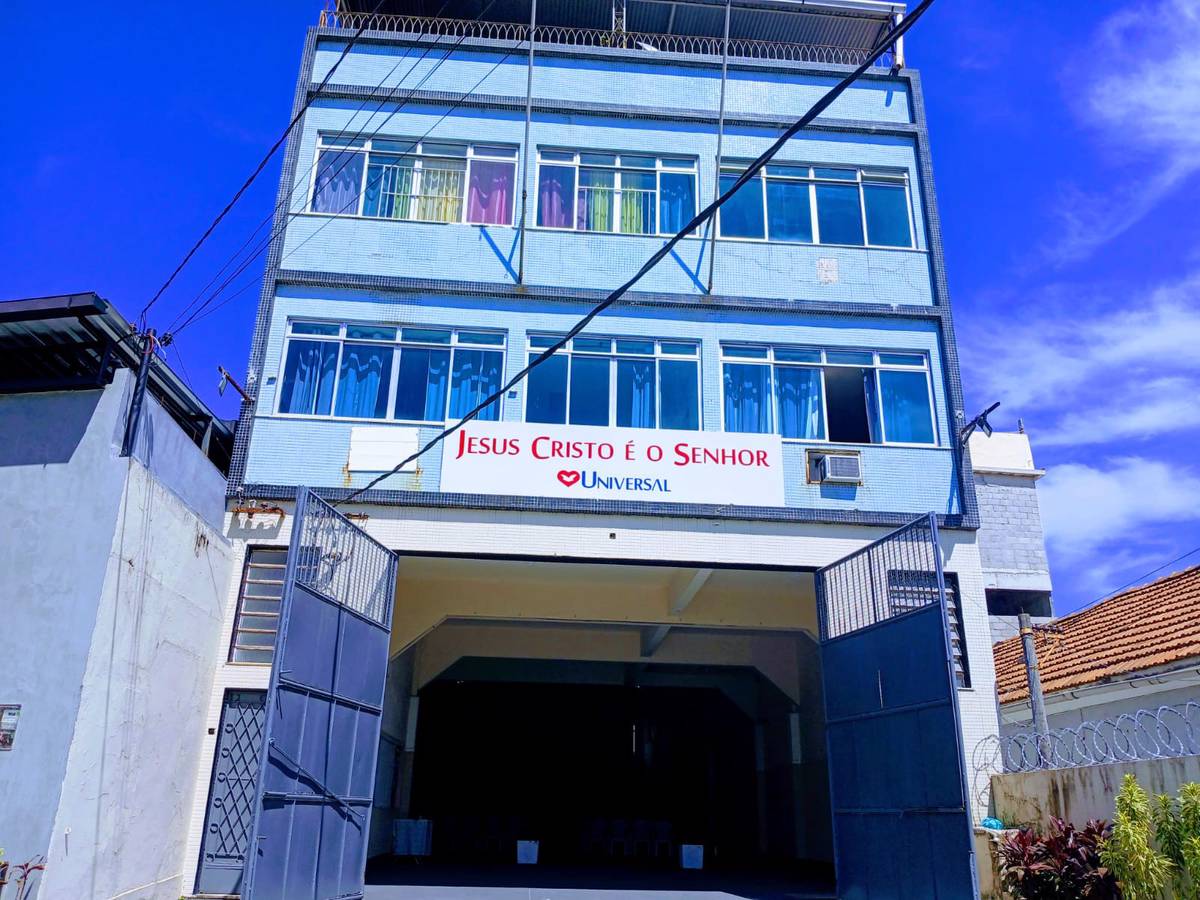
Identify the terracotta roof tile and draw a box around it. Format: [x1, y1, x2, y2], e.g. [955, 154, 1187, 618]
[993, 565, 1200, 705]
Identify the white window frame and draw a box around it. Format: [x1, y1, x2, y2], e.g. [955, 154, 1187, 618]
[534, 150, 699, 236]
[308, 135, 519, 226]
[716, 162, 917, 250]
[718, 344, 938, 447]
[274, 320, 507, 426]
[522, 334, 703, 430]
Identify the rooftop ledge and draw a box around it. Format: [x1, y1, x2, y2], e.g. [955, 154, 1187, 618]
[322, 0, 907, 68]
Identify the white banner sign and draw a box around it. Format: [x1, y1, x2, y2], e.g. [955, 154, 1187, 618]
[440, 421, 784, 506]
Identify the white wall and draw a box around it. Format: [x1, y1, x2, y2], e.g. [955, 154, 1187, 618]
[38, 462, 232, 900]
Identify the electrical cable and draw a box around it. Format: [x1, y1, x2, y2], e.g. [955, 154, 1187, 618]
[137, 0, 392, 325]
[171, 27, 522, 339]
[332, 0, 935, 508]
[167, 6, 503, 337]
[1097, 544, 1200, 602]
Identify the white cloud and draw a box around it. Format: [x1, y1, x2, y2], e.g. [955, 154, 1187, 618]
[1045, 0, 1200, 262]
[1037, 377, 1200, 446]
[1038, 457, 1200, 560]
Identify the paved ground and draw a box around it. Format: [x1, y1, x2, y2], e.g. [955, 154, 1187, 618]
[364, 860, 837, 899]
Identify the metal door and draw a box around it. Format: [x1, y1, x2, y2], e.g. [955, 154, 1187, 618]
[196, 690, 268, 895]
[242, 489, 398, 900]
[816, 514, 978, 899]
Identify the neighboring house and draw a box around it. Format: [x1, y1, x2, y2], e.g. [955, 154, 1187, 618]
[994, 566, 1200, 734]
[969, 430, 1054, 644]
[175, 3, 1003, 898]
[0, 294, 235, 900]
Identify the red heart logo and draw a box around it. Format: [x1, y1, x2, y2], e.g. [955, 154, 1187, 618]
[557, 470, 581, 487]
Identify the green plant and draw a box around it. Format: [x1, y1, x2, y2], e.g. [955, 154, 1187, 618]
[1101, 774, 1173, 900]
[996, 817, 1118, 899]
[1151, 782, 1200, 900]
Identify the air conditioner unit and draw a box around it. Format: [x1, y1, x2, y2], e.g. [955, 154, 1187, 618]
[818, 453, 862, 484]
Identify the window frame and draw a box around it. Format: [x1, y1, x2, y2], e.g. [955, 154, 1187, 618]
[274, 320, 507, 426]
[522, 333, 703, 430]
[716, 162, 917, 249]
[718, 344, 938, 447]
[307, 135, 519, 226]
[534, 149, 699, 236]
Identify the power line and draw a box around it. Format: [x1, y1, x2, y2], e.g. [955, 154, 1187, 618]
[138, 0, 392, 325]
[333, 0, 935, 508]
[168, 8, 504, 338]
[1097, 544, 1200, 602]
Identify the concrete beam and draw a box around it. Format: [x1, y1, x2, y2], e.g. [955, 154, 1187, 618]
[670, 567, 713, 615]
[641, 624, 672, 657]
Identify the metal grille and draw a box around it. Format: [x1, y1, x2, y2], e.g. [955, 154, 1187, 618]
[229, 548, 286, 664]
[196, 690, 267, 894]
[816, 514, 945, 641]
[886, 570, 970, 687]
[317, 12, 897, 68]
[975, 702, 1200, 774]
[291, 491, 395, 625]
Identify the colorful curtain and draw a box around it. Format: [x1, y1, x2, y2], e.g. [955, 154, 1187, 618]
[619, 171, 655, 234]
[415, 162, 465, 223]
[577, 169, 614, 232]
[466, 160, 515, 225]
[364, 157, 415, 219]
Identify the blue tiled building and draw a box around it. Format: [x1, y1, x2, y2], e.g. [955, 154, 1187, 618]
[185, 3, 999, 897]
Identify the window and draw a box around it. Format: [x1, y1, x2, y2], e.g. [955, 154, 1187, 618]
[721, 345, 936, 445]
[310, 135, 517, 226]
[278, 322, 505, 423]
[536, 151, 697, 236]
[717, 163, 914, 248]
[887, 570, 970, 688]
[524, 335, 700, 430]
[229, 548, 287, 664]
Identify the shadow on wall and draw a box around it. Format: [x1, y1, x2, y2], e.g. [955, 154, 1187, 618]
[0, 389, 102, 467]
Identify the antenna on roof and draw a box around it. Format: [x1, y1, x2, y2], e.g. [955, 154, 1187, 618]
[959, 402, 1000, 447]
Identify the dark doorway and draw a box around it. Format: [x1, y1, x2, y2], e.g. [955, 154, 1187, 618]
[410, 680, 759, 868]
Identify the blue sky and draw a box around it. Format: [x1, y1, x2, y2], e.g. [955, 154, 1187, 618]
[4, 1, 1198, 614]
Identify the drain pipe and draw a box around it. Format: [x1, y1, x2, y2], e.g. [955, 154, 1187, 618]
[516, 0, 538, 285]
[705, 0, 731, 294]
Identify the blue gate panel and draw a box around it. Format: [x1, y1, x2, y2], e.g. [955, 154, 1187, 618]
[243, 490, 397, 900]
[817, 514, 977, 900]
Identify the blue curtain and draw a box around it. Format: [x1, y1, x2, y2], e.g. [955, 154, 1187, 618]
[879, 370, 934, 443]
[723, 363, 771, 433]
[569, 356, 610, 425]
[659, 359, 699, 430]
[334, 343, 392, 419]
[312, 150, 364, 215]
[395, 348, 449, 421]
[863, 369, 882, 443]
[616, 358, 655, 428]
[280, 340, 338, 415]
[775, 366, 824, 439]
[449, 349, 503, 421]
[659, 173, 696, 235]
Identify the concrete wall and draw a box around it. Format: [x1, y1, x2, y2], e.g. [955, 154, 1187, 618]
[990, 755, 1200, 829]
[974, 473, 1052, 594]
[38, 462, 232, 900]
[0, 376, 132, 883]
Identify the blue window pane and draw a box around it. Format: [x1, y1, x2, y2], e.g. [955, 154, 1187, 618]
[616, 359, 656, 428]
[814, 167, 856, 181]
[291, 322, 340, 336]
[718, 174, 765, 239]
[723, 362, 771, 433]
[458, 331, 504, 346]
[616, 339, 655, 355]
[449, 349, 503, 421]
[537, 165, 576, 228]
[660, 359, 699, 431]
[529, 334, 562, 349]
[335, 343, 393, 419]
[346, 324, 396, 340]
[401, 328, 451, 344]
[815, 183, 864, 245]
[312, 149, 364, 215]
[661, 342, 698, 356]
[569, 356, 610, 426]
[879, 370, 934, 444]
[659, 172, 696, 234]
[774, 366, 825, 439]
[826, 350, 874, 365]
[774, 348, 822, 363]
[279, 340, 338, 415]
[573, 337, 611, 353]
[766, 179, 813, 242]
[526, 353, 568, 423]
[864, 183, 912, 247]
[879, 352, 924, 367]
[723, 344, 769, 359]
[394, 347, 449, 421]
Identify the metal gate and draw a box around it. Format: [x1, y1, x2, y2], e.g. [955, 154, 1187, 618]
[816, 514, 978, 899]
[242, 489, 398, 900]
[196, 690, 268, 895]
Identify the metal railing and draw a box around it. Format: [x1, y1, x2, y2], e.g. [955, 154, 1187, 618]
[975, 702, 1200, 775]
[318, 10, 897, 67]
